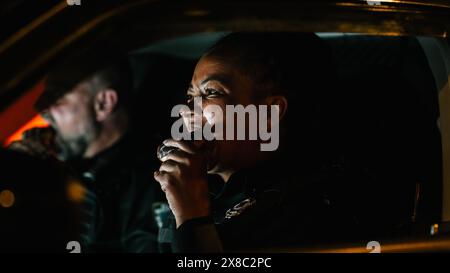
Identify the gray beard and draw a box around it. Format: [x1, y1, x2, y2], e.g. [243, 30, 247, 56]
[54, 133, 89, 161]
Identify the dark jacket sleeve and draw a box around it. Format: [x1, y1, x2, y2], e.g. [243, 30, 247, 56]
[172, 217, 224, 253]
[120, 167, 164, 252]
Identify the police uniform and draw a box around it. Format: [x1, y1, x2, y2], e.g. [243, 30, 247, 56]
[157, 154, 361, 252]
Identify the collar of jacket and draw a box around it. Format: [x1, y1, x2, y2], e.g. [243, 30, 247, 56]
[68, 132, 135, 183]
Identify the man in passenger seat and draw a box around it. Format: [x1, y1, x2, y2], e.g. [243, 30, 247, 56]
[9, 53, 164, 252]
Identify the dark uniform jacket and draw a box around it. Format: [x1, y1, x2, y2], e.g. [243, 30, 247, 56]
[158, 155, 361, 252]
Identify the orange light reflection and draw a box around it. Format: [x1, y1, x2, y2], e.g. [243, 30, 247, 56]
[4, 115, 49, 147]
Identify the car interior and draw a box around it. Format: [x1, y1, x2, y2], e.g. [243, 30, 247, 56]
[126, 32, 444, 239]
[1, 5, 450, 251]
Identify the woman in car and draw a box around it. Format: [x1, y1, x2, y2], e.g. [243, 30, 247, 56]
[154, 32, 358, 252]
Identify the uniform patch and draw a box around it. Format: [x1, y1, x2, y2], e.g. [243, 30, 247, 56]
[225, 197, 256, 219]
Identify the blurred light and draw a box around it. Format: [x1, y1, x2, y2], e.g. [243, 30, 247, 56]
[4, 115, 49, 147]
[431, 223, 439, 235]
[0, 189, 15, 208]
[67, 181, 86, 203]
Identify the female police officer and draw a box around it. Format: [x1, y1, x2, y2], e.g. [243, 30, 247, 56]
[154, 32, 358, 252]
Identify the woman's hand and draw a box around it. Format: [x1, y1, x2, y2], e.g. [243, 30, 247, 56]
[154, 139, 210, 228]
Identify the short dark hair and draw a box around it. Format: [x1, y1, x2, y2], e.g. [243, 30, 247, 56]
[206, 32, 336, 101]
[88, 59, 134, 112]
[36, 51, 134, 113]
